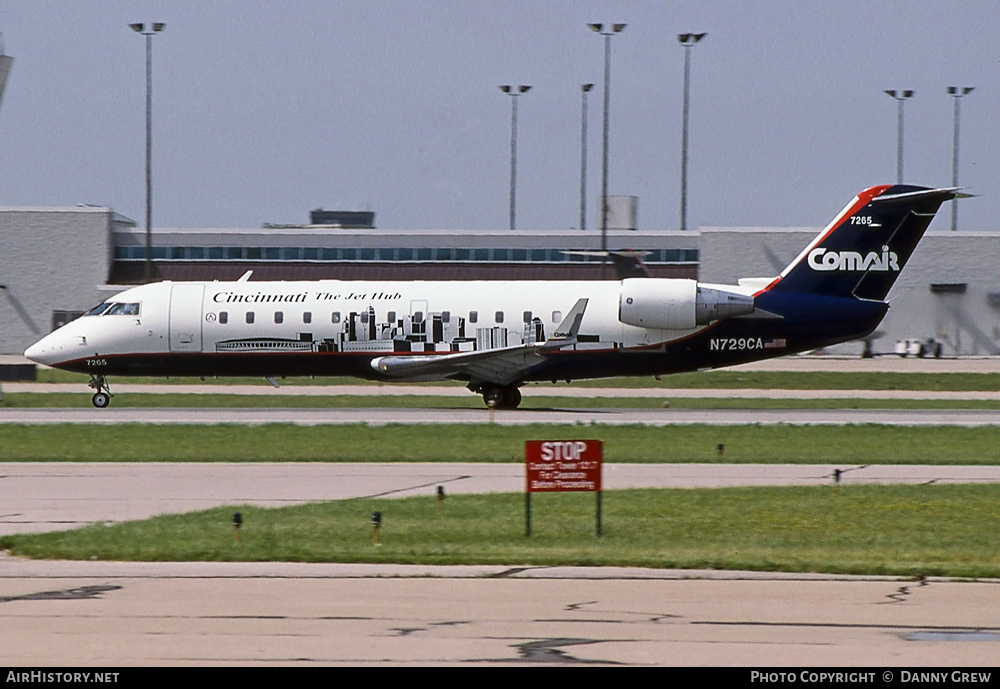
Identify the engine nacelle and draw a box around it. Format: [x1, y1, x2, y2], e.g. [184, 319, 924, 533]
[619, 278, 755, 330]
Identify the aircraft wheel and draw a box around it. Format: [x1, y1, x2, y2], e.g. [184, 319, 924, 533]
[92, 392, 110, 408]
[502, 387, 522, 409]
[483, 387, 505, 409]
[482, 386, 522, 410]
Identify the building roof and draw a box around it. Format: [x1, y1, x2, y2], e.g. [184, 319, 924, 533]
[108, 261, 698, 284]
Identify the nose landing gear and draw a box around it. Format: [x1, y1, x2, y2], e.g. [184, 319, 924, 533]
[88, 375, 112, 408]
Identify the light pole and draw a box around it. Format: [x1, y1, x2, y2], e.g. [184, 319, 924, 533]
[579, 83, 594, 231]
[499, 84, 531, 231]
[678, 32, 706, 232]
[948, 86, 974, 231]
[883, 90, 914, 184]
[130, 22, 165, 283]
[588, 23, 626, 267]
[0, 33, 13, 112]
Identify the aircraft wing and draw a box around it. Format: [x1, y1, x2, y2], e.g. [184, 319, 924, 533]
[370, 298, 588, 386]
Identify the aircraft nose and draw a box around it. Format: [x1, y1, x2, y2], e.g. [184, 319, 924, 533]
[24, 335, 63, 366]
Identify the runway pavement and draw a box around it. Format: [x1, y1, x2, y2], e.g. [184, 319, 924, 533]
[3, 558, 998, 666]
[2, 405, 1000, 426]
[7, 382, 1000, 400]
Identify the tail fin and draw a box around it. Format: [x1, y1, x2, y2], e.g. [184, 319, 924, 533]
[769, 185, 960, 300]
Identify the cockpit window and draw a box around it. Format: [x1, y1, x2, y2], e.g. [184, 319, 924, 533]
[85, 303, 113, 316]
[106, 302, 141, 316]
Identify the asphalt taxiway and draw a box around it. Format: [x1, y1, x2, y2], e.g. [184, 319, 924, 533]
[3, 557, 998, 666]
[2, 405, 999, 426]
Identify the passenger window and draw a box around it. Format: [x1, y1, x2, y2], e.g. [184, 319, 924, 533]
[552, 311, 561, 323]
[303, 312, 312, 324]
[495, 311, 504, 324]
[219, 312, 228, 324]
[523, 311, 532, 323]
[275, 311, 284, 324]
[361, 311, 369, 324]
[441, 311, 451, 323]
[469, 311, 478, 324]
[332, 312, 341, 324]
[387, 311, 396, 323]
[246, 312, 255, 324]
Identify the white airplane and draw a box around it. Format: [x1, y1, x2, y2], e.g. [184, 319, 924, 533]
[25, 184, 959, 409]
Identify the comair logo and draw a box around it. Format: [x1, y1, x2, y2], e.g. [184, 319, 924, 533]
[808, 246, 899, 272]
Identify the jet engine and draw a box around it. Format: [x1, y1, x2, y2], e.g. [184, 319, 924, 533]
[618, 278, 755, 330]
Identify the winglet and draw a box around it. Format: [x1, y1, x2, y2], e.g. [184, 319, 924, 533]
[547, 298, 588, 345]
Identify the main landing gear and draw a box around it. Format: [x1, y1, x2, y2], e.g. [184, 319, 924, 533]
[88, 375, 112, 408]
[471, 384, 522, 410]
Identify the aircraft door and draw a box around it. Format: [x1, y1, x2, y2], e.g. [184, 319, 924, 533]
[169, 283, 205, 352]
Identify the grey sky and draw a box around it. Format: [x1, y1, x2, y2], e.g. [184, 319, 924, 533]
[0, 1, 996, 233]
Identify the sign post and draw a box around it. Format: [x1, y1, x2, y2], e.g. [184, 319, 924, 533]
[524, 440, 604, 536]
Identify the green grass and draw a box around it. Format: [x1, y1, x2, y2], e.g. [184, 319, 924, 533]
[3, 485, 998, 578]
[31, 367, 1000, 391]
[3, 423, 1000, 464]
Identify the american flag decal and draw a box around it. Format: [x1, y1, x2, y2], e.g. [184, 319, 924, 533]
[764, 338, 786, 349]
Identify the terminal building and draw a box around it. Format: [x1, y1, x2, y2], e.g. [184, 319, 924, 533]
[2, 203, 999, 358]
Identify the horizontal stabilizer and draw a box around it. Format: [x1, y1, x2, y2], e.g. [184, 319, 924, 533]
[562, 250, 653, 279]
[870, 186, 967, 204]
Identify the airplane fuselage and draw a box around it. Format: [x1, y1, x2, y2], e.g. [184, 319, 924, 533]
[25, 277, 883, 382]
